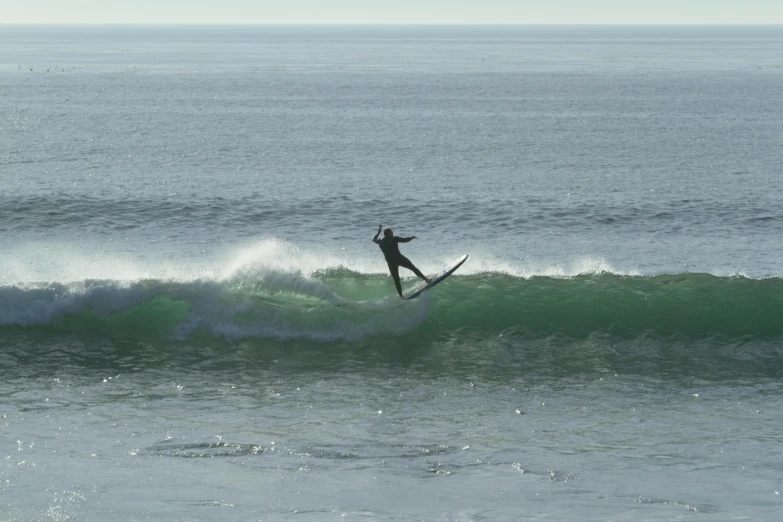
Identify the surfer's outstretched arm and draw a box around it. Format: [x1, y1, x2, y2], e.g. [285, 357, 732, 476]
[397, 236, 417, 243]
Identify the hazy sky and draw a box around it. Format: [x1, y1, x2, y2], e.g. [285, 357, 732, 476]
[2, 0, 782, 25]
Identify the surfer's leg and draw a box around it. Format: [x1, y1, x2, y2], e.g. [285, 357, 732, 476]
[398, 257, 431, 283]
[388, 263, 403, 298]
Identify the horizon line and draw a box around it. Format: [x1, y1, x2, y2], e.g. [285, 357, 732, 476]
[2, 22, 783, 26]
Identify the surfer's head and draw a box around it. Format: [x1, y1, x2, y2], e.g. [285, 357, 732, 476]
[384, 228, 393, 238]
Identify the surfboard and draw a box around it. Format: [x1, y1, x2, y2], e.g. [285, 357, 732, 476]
[405, 254, 468, 300]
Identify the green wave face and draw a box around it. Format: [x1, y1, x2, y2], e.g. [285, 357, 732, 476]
[401, 272, 783, 341]
[2, 272, 782, 343]
[3, 271, 783, 381]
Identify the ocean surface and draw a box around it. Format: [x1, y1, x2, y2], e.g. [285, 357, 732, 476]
[2, 25, 783, 521]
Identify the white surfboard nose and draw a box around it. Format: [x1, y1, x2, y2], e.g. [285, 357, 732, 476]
[405, 254, 468, 300]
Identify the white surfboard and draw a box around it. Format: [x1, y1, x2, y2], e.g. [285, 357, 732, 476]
[405, 254, 468, 300]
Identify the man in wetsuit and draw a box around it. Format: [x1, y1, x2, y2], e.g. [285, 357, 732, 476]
[373, 224, 430, 298]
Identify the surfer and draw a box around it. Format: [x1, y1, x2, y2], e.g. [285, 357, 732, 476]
[373, 225, 430, 298]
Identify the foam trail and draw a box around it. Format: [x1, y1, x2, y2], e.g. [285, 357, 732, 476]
[0, 281, 159, 326]
[457, 254, 639, 278]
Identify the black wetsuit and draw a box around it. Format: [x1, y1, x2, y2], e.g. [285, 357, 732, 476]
[373, 235, 428, 297]
[374, 236, 415, 271]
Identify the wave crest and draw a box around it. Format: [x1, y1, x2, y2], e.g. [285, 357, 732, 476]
[1, 270, 781, 343]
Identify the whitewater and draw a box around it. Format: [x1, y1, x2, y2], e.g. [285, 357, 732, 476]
[2, 25, 783, 521]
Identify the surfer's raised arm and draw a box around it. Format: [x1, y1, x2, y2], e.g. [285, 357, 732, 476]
[372, 224, 382, 243]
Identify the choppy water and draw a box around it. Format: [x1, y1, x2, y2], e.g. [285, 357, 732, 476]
[2, 25, 783, 521]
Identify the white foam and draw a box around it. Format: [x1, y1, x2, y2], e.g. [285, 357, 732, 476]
[439, 253, 640, 279]
[221, 240, 639, 280]
[1, 237, 644, 289]
[0, 237, 649, 333]
[170, 284, 431, 343]
[221, 238, 384, 278]
[0, 281, 158, 326]
[0, 259, 431, 342]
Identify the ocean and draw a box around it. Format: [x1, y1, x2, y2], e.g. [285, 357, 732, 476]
[2, 25, 783, 521]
